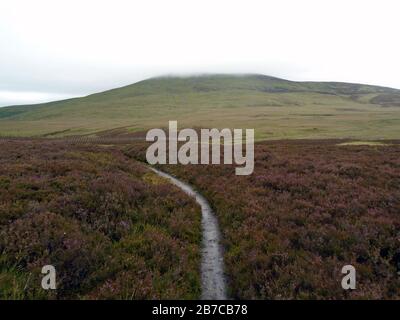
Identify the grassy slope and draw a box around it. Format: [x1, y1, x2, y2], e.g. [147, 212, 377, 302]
[0, 74, 400, 140]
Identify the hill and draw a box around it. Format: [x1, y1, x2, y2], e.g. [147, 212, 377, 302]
[1, 74, 400, 140]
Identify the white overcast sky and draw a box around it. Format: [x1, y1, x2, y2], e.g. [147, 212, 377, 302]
[0, 0, 399, 106]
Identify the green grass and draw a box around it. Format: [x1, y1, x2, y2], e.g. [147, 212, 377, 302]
[337, 141, 392, 146]
[0, 74, 399, 140]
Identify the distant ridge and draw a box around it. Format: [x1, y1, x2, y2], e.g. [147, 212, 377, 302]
[0, 74, 399, 139]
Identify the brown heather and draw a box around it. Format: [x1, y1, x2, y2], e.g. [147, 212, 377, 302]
[1, 138, 399, 299]
[127, 140, 400, 299]
[0, 140, 201, 299]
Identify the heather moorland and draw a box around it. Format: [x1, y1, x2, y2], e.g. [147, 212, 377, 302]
[0, 140, 202, 299]
[127, 140, 400, 299]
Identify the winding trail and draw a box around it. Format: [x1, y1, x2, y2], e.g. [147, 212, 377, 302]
[149, 167, 228, 300]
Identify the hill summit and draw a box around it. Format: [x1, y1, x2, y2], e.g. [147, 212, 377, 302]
[0, 74, 399, 139]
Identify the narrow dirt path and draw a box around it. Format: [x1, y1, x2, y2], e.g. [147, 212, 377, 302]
[149, 167, 228, 300]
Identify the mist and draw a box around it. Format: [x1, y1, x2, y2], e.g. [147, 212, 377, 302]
[1, 0, 399, 107]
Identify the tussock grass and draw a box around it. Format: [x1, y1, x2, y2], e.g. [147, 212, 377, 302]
[1, 75, 399, 140]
